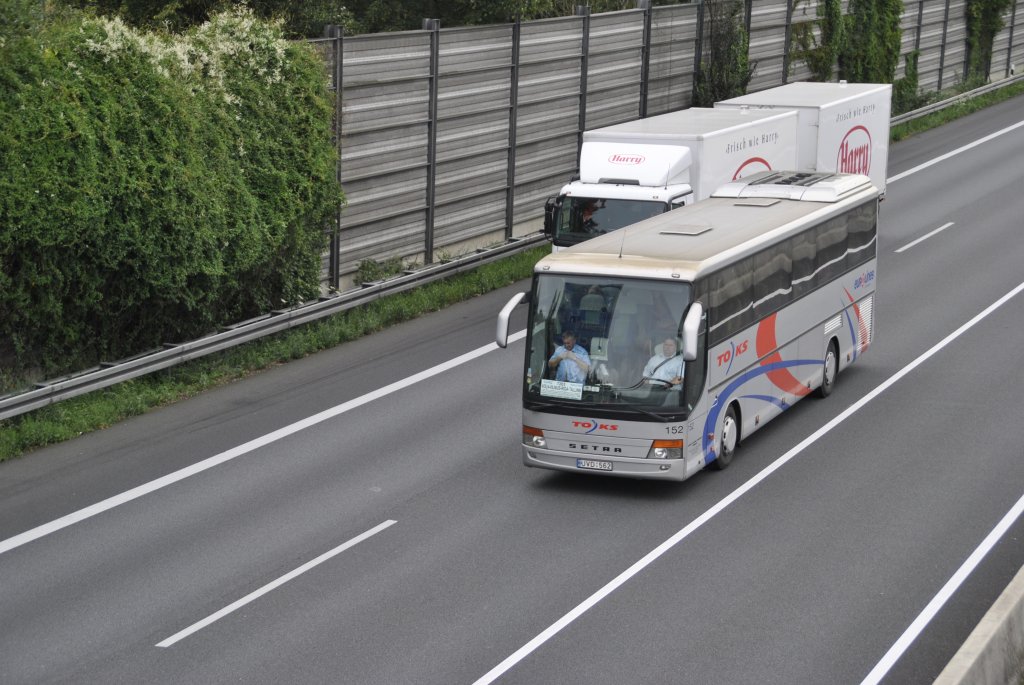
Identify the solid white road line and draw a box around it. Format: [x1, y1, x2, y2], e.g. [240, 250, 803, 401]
[473, 280, 1024, 685]
[895, 222, 955, 253]
[886, 119, 1024, 184]
[156, 519, 396, 648]
[0, 331, 526, 557]
[859, 492, 1024, 685]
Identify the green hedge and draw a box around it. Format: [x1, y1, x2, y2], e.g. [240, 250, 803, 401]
[0, 9, 341, 376]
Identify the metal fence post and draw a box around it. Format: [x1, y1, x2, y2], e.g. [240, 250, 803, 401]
[638, 0, 652, 118]
[938, 0, 952, 90]
[915, 0, 924, 53]
[692, 0, 706, 105]
[782, 0, 795, 84]
[505, 19, 521, 241]
[1007, 1, 1019, 77]
[423, 18, 440, 264]
[576, 5, 591, 163]
[328, 24, 343, 291]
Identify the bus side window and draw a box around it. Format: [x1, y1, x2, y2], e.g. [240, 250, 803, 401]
[707, 258, 754, 346]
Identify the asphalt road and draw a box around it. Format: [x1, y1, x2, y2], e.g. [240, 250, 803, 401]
[1, 96, 1023, 685]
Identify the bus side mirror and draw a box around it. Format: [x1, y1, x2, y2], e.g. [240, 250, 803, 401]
[496, 292, 527, 348]
[681, 302, 703, 361]
[543, 197, 559, 237]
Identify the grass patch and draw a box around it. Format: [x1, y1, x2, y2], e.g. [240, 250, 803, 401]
[0, 244, 548, 461]
[890, 78, 1024, 142]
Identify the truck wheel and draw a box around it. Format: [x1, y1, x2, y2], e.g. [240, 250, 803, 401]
[712, 404, 739, 470]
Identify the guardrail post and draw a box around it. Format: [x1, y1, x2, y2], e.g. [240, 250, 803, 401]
[505, 18, 521, 241]
[423, 18, 441, 264]
[576, 5, 591, 163]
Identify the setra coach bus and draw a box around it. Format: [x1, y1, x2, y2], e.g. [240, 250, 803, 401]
[496, 171, 879, 481]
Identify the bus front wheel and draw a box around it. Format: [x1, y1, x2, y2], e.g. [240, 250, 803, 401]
[817, 340, 838, 398]
[712, 404, 739, 470]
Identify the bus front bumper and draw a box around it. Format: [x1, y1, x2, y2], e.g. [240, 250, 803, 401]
[522, 445, 697, 482]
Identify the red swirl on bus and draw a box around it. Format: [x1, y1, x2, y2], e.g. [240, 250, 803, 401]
[756, 313, 810, 397]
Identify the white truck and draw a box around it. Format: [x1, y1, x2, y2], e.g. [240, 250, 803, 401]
[543, 107, 800, 249]
[715, 81, 891, 197]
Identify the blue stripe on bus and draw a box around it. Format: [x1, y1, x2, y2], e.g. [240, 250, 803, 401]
[738, 394, 791, 411]
[702, 358, 820, 462]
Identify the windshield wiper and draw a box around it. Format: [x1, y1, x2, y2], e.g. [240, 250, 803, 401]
[526, 397, 682, 423]
[613, 404, 679, 422]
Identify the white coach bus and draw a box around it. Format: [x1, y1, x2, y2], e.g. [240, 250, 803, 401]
[496, 171, 879, 481]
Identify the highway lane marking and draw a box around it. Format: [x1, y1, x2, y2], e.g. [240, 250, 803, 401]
[0, 331, 526, 557]
[156, 519, 396, 648]
[473, 279, 1024, 685]
[859, 492, 1024, 685]
[894, 221, 955, 253]
[886, 119, 1024, 183]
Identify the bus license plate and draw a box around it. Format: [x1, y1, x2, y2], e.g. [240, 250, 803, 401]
[577, 458, 613, 472]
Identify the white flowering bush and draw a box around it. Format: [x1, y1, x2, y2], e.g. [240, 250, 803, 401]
[82, 8, 289, 103]
[0, 7, 341, 375]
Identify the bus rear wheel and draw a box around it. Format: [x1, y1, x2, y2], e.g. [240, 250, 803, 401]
[817, 340, 838, 398]
[712, 404, 739, 470]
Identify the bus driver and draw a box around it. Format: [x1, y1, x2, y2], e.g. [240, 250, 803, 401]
[643, 338, 684, 387]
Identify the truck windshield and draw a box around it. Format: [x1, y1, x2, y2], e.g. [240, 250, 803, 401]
[554, 197, 666, 246]
[525, 274, 699, 418]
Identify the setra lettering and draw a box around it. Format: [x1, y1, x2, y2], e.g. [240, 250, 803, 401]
[569, 443, 624, 453]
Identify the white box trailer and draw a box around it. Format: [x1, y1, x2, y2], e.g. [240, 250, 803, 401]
[715, 81, 891, 197]
[544, 107, 799, 249]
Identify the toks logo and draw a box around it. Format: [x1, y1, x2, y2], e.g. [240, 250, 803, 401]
[608, 153, 645, 165]
[716, 339, 749, 368]
[838, 126, 872, 175]
[733, 157, 772, 180]
[573, 420, 619, 433]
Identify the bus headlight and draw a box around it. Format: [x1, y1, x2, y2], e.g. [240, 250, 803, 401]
[647, 439, 683, 459]
[523, 425, 546, 448]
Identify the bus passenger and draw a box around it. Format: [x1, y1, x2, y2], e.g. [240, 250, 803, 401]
[548, 330, 591, 383]
[643, 338, 684, 387]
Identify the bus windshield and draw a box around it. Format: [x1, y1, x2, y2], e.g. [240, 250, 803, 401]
[525, 274, 697, 417]
[554, 197, 667, 246]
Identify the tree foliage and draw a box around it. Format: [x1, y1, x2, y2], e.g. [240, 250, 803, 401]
[56, 0, 666, 36]
[0, 8, 341, 373]
[694, 0, 754, 106]
[892, 49, 925, 113]
[59, 0, 359, 37]
[965, 0, 1015, 84]
[837, 0, 903, 83]
[791, 0, 845, 82]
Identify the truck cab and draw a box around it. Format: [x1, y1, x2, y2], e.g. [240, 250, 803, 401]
[544, 181, 692, 248]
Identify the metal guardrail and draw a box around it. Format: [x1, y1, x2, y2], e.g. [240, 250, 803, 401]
[890, 74, 1024, 125]
[0, 234, 546, 421]
[4, 73, 1024, 422]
